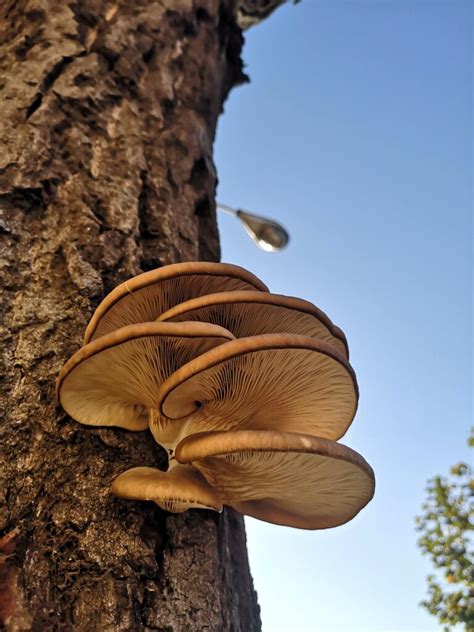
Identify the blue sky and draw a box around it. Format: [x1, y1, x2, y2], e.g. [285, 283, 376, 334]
[214, 2, 472, 631]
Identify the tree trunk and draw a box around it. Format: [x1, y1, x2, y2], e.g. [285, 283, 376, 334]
[0, 1, 261, 629]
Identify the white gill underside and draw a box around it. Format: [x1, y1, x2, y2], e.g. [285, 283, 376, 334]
[194, 450, 373, 522]
[161, 347, 356, 440]
[60, 333, 229, 430]
[92, 275, 261, 340]
[164, 302, 347, 357]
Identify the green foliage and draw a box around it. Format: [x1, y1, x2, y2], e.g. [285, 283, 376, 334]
[415, 429, 474, 631]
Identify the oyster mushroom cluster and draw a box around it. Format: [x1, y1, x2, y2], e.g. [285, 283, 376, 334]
[57, 262, 375, 529]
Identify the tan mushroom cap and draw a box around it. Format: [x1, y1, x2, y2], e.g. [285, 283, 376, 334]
[84, 262, 269, 344]
[111, 464, 223, 513]
[158, 291, 348, 358]
[158, 334, 358, 441]
[57, 321, 235, 431]
[175, 430, 375, 529]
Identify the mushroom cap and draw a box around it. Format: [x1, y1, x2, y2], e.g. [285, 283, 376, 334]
[158, 290, 348, 358]
[175, 430, 375, 529]
[57, 321, 235, 431]
[111, 464, 223, 513]
[84, 262, 269, 344]
[158, 334, 358, 440]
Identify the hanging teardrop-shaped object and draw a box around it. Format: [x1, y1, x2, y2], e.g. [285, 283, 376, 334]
[236, 209, 289, 252]
[217, 203, 290, 252]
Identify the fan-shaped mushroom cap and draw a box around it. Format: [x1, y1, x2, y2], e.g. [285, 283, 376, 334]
[158, 334, 358, 441]
[57, 321, 235, 431]
[175, 430, 375, 529]
[84, 262, 269, 344]
[158, 291, 348, 358]
[111, 464, 222, 513]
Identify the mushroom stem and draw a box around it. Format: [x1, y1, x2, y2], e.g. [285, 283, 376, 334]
[167, 455, 179, 471]
[148, 407, 192, 466]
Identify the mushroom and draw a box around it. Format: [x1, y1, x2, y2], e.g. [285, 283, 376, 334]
[56, 321, 235, 432]
[111, 464, 223, 513]
[157, 333, 358, 442]
[158, 290, 348, 358]
[84, 262, 269, 344]
[174, 430, 375, 529]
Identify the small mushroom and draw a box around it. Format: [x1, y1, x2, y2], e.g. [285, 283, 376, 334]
[56, 321, 235, 431]
[175, 430, 375, 529]
[158, 290, 348, 358]
[111, 464, 223, 513]
[84, 262, 269, 344]
[157, 333, 358, 441]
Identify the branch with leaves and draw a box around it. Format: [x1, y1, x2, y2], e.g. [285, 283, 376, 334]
[415, 429, 474, 630]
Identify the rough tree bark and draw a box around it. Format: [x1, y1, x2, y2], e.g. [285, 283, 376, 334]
[0, 1, 263, 629]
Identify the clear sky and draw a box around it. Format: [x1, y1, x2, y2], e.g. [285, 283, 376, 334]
[214, 2, 472, 631]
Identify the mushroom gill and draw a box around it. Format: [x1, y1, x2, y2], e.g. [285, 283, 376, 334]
[175, 430, 375, 529]
[57, 321, 234, 431]
[84, 262, 269, 344]
[158, 334, 358, 441]
[158, 291, 348, 358]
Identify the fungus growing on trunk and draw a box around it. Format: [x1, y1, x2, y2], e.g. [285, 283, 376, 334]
[174, 430, 375, 529]
[158, 290, 348, 357]
[56, 262, 375, 529]
[111, 464, 222, 513]
[84, 262, 269, 344]
[56, 321, 234, 431]
[157, 333, 358, 440]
